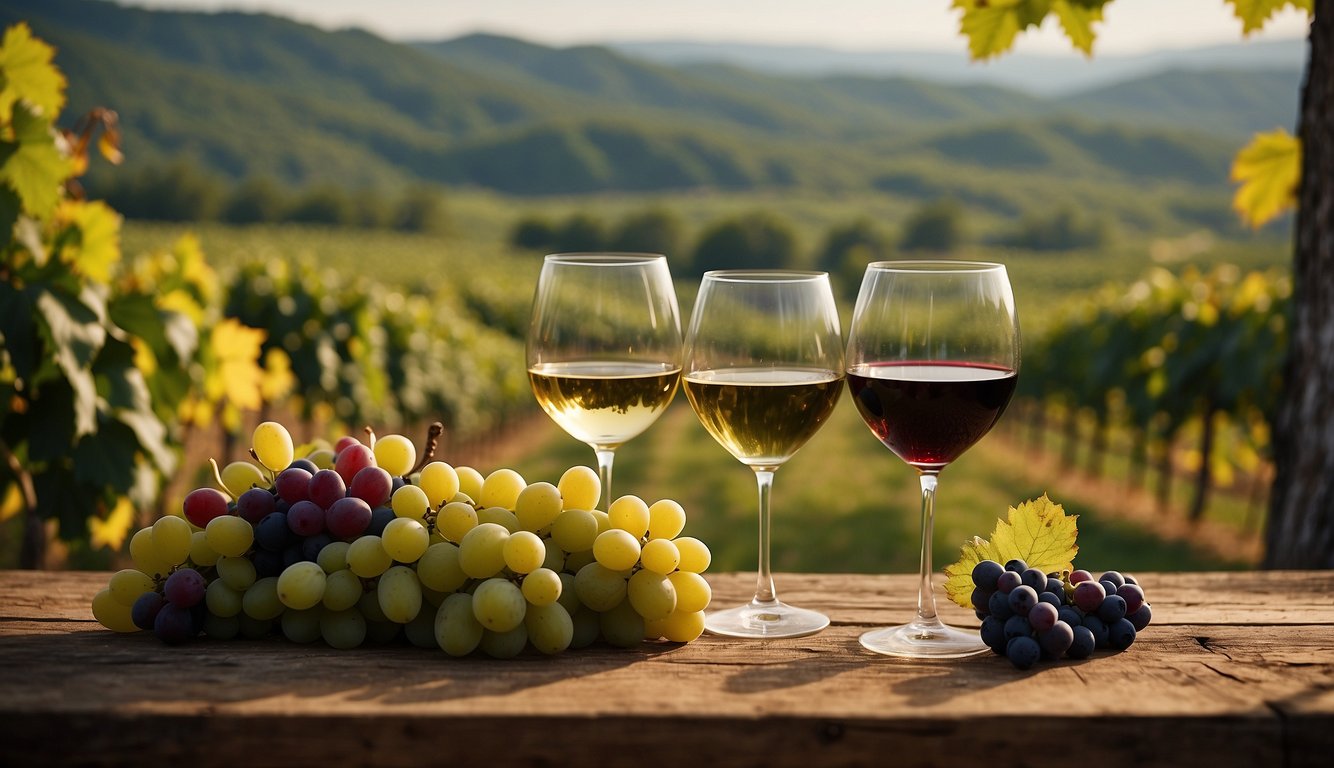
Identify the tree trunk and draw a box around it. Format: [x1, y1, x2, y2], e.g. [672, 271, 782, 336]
[1188, 400, 1217, 524]
[1265, 2, 1334, 568]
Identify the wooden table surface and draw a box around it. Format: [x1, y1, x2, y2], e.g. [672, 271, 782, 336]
[2, 569, 1332, 767]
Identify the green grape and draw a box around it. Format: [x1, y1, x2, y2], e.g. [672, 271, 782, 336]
[365, 620, 402, 645]
[221, 460, 267, 498]
[204, 578, 244, 621]
[189, 530, 220, 567]
[277, 561, 327, 610]
[92, 588, 138, 632]
[437, 501, 479, 543]
[450, 491, 475, 505]
[472, 577, 526, 632]
[435, 592, 484, 657]
[417, 542, 468, 593]
[593, 529, 641, 572]
[549, 508, 598, 553]
[525, 602, 574, 655]
[238, 614, 273, 639]
[205, 515, 254, 558]
[647, 499, 687, 540]
[377, 565, 423, 624]
[600, 599, 645, 648]
[252, 421, 294, 472]
[358, 589, 389, 623]
[322, 569, 363, 612]
[306, 448, 335, 470]
[520, 567, 562, 606]
[627, 569, 677, 621]
[242, 577, 284, 620]
[477, 506, 520, 533]
[574, 562, 627, 612]
[541, 543, 565, 572]
[203, 612, 240, 640]
[564, 548, 595, 573]
[347, 535, 393, 578]
[129, 528, 169, 577]
[644, 615, 667, 641]
[661, 609, 706, 643]
[668, 571, 712, 613]
[570, 605, 600, 649]
[391, 484, 430, 523]
[151, 516, 194, 566]
[556, 572, 580, 615]
[639, 538, 681, 575]
[216, 555, 257, 591]
[316, 541, 351, 573]
[455, 466, 485, 500]
[422, 585, 447, 608]
[382, 517, 429, 564]
[480, 625, 528, 659]
[373, 434, 417, 477]
[515, 481, 563, 532]
[404, 606, 438, 649]
[557, 465, 600, 511]
[503, 530, 546, 574]
[320, 608, 367, 650]
[281, 607, 323, 644]
[480, 468, 525, 509]
[458, 522, 509, 579]
[108, 569, 155, 606]
[591, 510, 611, 536]
[674, 536, 712, 573]
[418, 461, 461, 507]
[608, 495, 650, 539]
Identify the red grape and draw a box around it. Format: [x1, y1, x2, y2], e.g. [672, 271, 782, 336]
[334, 444, 375, 485]
[287, 500, 325, 537]
[308, 469, 347, 510]
[275, 467, 313, 505]
[183, 488, 229, 528]
[326, 497, 373, 540]
[348, 466, 393, 508]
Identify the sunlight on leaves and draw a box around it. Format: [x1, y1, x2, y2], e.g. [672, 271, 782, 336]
[89, 496, 136, 551]
[57, 199, 122, 284]
[943, 494, 1079, 608]
[1230, 129, 1300, 229]
[0, 22, 66, 119]
[1225, 0, 1313, 35]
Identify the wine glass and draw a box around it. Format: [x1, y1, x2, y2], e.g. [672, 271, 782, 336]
[845, 260, 1020, 658]
[527, 253, 682, 508]
[683, 270, 844, 638]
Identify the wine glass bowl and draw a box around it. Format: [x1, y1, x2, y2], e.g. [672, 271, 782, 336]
[683, 270, 843, 639]
[845, 261, 1020, 658]
[527, 254, 682, 507]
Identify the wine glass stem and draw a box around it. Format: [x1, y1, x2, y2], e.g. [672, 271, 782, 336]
[752, 468, 778, 605]
[915, 471, 942, 627]
[594, 448, 615, 512]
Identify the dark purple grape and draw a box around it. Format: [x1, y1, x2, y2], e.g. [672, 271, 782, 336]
[971, 560, 1004, 591]
[1003, 614, 1031, 641]
[131, 591, 165, 630]
[307, 469, 347, 511]
[183, 488, 230, 528]
[980, 615, 1007, 654]
[1006, 636, 1040, 670]
[282, 544, 305, 568]
[1003, 559, 1028, 574]
[1040, 620, 1075, 659]
[1008, 585, 1039, 617]
[1044, 577, 1065, 596]
[1108, 618, 1136, 651]
[163, 568, 206, 608]
[1038, 592, 1063, 610]
[288, 458, 319, 474]
[1073, 581, 1106, 612]
[1067, 625, 1096, 659]
[1020, 568, 1047, 592]
[252, 548, 283, 578]
[327, 496, 374, 541]
[1083, 615, 1110, 649]
[391, 476, 407, 493]
[255, 511, 291, 551]
[1068, 569, 1094, 585]
[236, 487, 277, 525]
[1117, 583, 1145, 614]
[287, 500, 325, 537]
[988, 589, 1014, 620]
[366, 506, 394, 537]
[1128, 603, 1153, 631]
[349, 467, 393, 508]
[1058, 605, 1084, 627]
[1124, 574, 1139, 586]
[974, 609, 989, 621]
[1098, 594, 1127, 623]
[154, 602, 198, 644]
[1099, 580, 1121, 598]
[1028, 602, 1058, 633]
[1099, 571, 1126, 589]
[334, 444, 375, 485]
[275, 467, 313, 505]
[996, 570, 1022, 594]
[302, 532, 334, 562]
[970, 587, 993, 613]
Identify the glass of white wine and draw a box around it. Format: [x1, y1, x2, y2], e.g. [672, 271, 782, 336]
[683, 270, 844, 638]
[527, 253, 683, 508]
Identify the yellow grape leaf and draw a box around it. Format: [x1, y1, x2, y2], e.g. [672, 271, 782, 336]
[89, 496, 136, 551]
[208, 318, 267, 411]
[260, 347, 295, 402]
[1225, 0, 1313, 35]
[57, 199, 122, 284]
[0, 22, 67, 119]
[1231, 129, 1300, 229]
[2, 104, 68, 218]
[0, 482, 23, 522]
[1052, 0, 1108, 56]
[942, 494, 1079, 609]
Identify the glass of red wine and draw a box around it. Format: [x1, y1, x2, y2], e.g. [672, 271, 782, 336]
[845, 261, 1020, 658]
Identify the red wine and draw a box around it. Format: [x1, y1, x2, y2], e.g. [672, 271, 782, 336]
[847, 362, 1017, 470]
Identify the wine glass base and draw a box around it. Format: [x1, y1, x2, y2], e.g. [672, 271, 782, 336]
[859, 621, 989, 659]
[705, 600, 829, 639]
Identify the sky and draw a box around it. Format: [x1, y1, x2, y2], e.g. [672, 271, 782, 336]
[122, 0, 1309, 55]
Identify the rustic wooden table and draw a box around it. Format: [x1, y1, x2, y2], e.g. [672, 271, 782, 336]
[1, 570, 1331, 767]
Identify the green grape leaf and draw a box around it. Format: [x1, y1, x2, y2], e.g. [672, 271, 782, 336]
[942, 494, 1079, 608]
[34, 286, 107, 438]
[1231, 129, 1300, 228]
[0, 22, 67, 119]
[0, 104, 68, 218]
[1052, 0, 1109, 56]
[1225, 0, 1313, 35]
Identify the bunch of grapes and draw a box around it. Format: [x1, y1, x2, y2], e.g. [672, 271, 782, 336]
[969, 559, 1153, 670]
[91, 421, 713, 656]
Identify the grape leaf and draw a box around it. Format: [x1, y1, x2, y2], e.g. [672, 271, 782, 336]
[1224, 0, 1313, 35]
[0, 22, 67, 119]
[59, 200, 122, 284]
[1, 104, 68, 218]
[942, 494, 1079, 609]
[1230, 129, 1300, 229]
[1052, 0, 1109, 56]
[208, 318, 267, 412]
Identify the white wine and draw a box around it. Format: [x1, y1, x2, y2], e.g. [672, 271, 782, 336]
[529, 361, 680, 448]
[683, 367, 842, 468]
